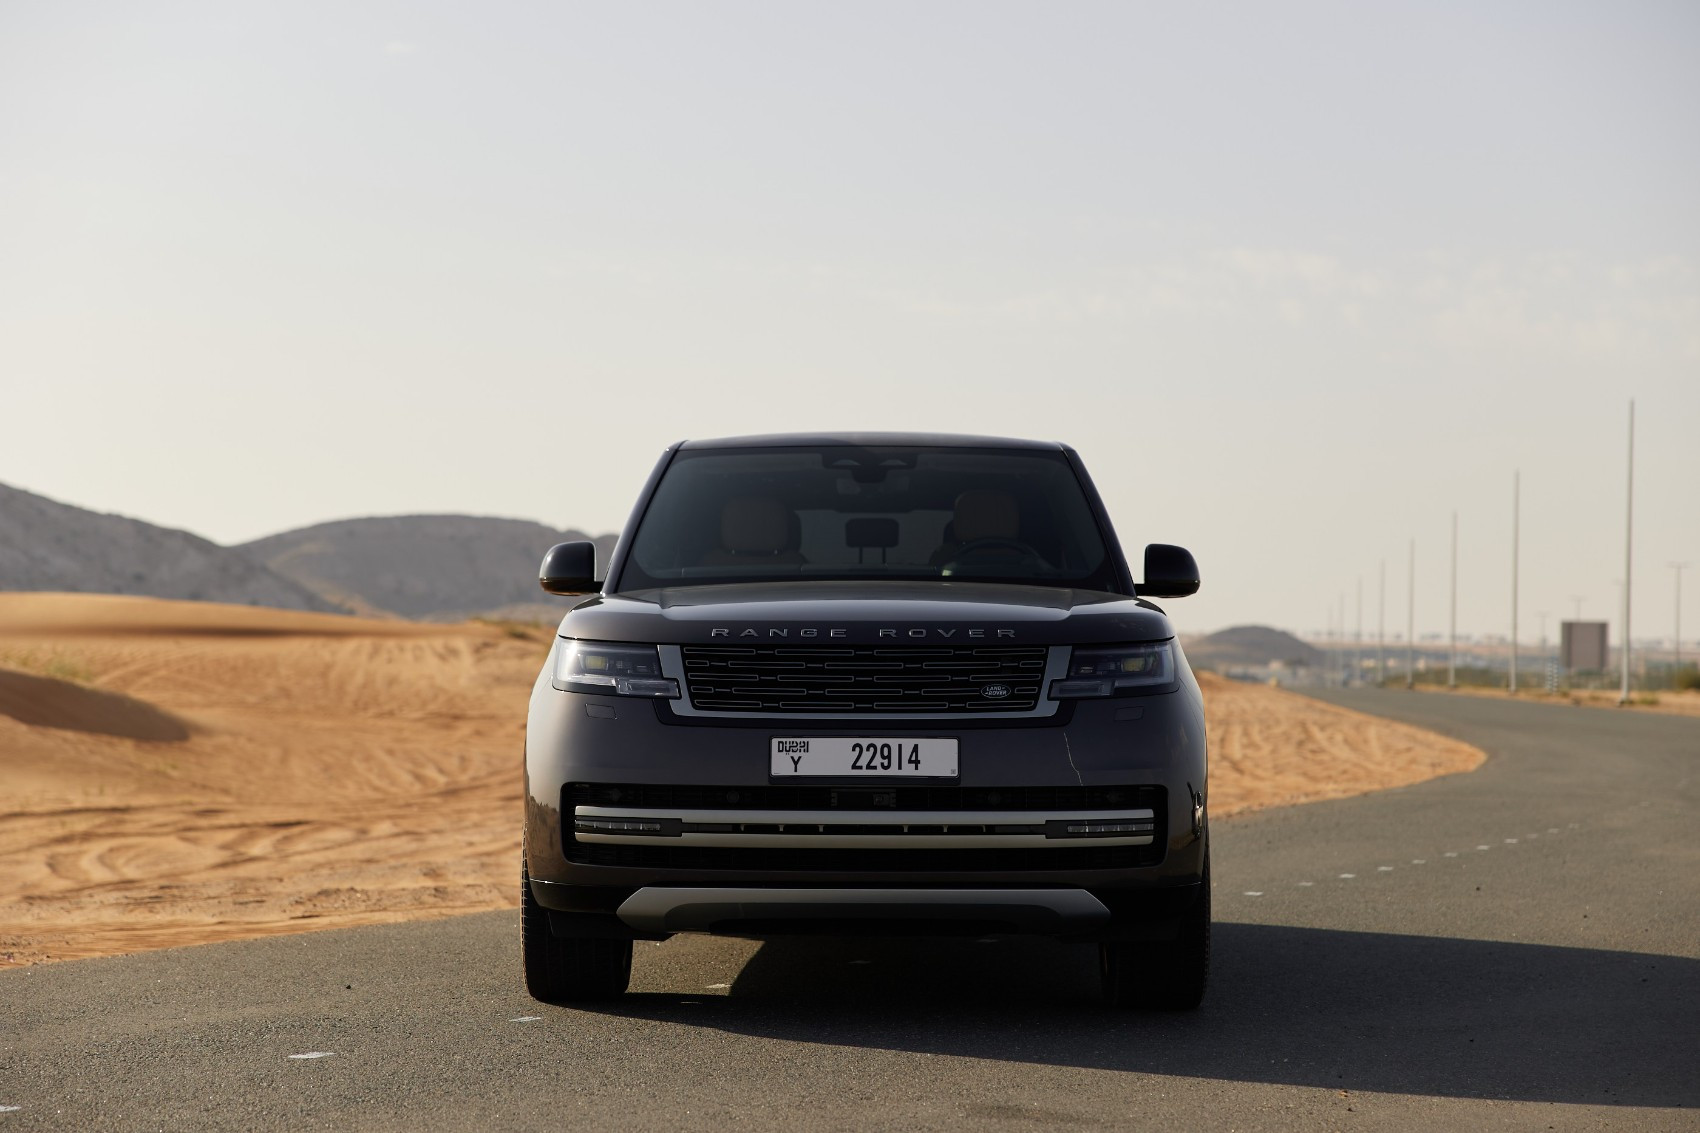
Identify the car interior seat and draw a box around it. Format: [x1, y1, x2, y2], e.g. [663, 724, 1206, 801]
[929, 489, 1022, 566]
[698, 496, 807, 567]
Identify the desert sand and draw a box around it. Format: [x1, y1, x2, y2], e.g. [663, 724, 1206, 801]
[1, 593, 1484, 967]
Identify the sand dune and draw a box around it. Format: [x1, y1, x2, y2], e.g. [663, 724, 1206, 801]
[0, 593, 1482, 967]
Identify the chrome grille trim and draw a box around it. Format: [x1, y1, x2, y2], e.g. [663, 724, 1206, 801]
[573, 804, 1157, 848]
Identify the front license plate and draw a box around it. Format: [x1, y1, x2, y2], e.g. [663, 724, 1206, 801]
[771, 737, 959, 778]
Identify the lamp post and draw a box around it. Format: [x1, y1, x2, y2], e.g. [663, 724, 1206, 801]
[1619, 401, 1634, 706]
[1407, 538, 1416, 690]
[1449, 510, 1458, 690]
[1537, 609, 1550, 692]
[1672, 562, 1690, 682]
[1510, 471, 1520, 694]
[1378, 558, 1386, 686]
[1355, 575, 1362, 688]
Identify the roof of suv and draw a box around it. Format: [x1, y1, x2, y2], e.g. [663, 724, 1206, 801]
[677, 432, 1063, 450]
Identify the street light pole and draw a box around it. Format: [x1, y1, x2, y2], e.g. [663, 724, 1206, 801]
[1620, 401, 1635, 706]
[1407, 538, 1416, 690]
[1537, 610, 1550, 691]
[1672, 562, 1690, 679]
[1511, 470, 1520, 695]
[1378, 558, 1386, 686]
[1355, 575, 1363, 689]
[1449, 510, 1458, 689]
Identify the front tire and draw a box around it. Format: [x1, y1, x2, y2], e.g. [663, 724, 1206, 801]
[1100, 854, 1210, 1010]
[522, 863, 632, 1002]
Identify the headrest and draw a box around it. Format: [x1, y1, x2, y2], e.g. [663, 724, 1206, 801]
[721, 496, 792, 555]
[952, 490, 1019, 542]
[845, 517, 900, 549]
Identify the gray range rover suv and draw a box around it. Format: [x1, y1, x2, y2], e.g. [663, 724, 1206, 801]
[524, 434, 1208, 1008]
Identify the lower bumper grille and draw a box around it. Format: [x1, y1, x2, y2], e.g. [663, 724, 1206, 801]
[562, 782, 1167, 872]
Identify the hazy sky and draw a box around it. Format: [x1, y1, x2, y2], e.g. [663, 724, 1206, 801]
[3, 1, 1696, 641]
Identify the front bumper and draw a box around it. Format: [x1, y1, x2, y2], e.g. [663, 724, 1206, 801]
[524, 656, 1208, 939]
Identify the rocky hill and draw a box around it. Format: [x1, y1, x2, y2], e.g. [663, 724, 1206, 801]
[238, 516, 619, 619]
[1184, 624, 1325, 670]
[0, 482, 346, 613]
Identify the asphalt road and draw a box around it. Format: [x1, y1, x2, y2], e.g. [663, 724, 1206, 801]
[3, 690, 1697, 1131]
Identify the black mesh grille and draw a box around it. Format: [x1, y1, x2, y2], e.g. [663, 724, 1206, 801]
[679, 644, 1048, 713]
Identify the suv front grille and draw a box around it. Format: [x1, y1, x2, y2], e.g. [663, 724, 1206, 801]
[679, 644, 1048, 713]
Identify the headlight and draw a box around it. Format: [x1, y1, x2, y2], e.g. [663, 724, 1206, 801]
[1048, 641, 1175, 699]
[552, 640, 680, 698]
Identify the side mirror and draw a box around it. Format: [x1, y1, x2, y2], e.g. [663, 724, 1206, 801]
[539, 541, 600, 595]
[1139, 543, 1199, 598]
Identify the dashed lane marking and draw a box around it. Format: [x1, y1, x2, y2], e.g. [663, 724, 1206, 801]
[1232, 823, 1581, 904]
[510, 1016, 542, 1023]
[288, 1053, 333, 1060]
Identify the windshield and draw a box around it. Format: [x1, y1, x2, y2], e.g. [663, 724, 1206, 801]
[618, 446, 1118, 591]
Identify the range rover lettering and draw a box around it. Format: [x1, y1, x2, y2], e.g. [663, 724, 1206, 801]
[523, 434, 1208, 1008]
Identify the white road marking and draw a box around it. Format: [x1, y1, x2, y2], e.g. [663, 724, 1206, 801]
[0, 1106, 21, 1113]
[510, 1016, 542, 1023]
[288, 1052, 333, 1060]
[1268, 822, 1570, 903]
[1243, 891, 1264, 897]
[705, 983, 730, 989]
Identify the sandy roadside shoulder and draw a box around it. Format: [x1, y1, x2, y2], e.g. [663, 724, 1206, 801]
[2, 594, 1483, 967]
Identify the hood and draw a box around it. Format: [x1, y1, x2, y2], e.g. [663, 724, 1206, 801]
[555, 581, 1174, 646]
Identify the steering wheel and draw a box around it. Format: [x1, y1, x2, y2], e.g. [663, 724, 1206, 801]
[939, 537, 1042, 575]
